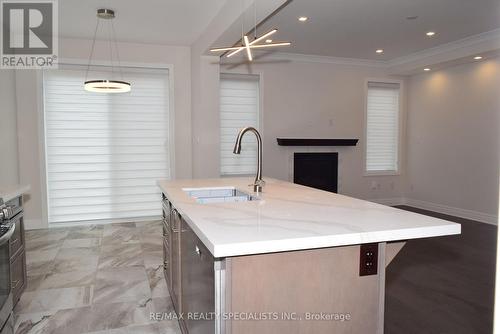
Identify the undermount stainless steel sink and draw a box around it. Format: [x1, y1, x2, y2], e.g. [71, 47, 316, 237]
[183, 187, 259, 204]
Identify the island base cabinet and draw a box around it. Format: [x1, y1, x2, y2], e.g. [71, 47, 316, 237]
[221, 243, 392, 334]
[167, 242, 406, 334]
[161, 192, 407, 334]
[180, 220, 215, 334]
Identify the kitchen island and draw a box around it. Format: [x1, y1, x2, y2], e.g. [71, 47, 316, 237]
[158, 177, 460, 334]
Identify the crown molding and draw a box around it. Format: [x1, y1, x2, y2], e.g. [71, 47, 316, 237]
[250, 29, 500, 73]
[263, 52, 388, 67]
[388, 28, 500, 67]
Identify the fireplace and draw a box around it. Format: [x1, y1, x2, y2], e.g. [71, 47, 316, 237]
[293, 153, 338, 193]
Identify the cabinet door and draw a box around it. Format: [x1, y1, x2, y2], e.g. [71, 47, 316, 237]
[11, 250, 26, 305]
[162, 198, 171, 290]
[181, 220, 215, 334]
[9, 213, 24, 259]
[162, 197, 172, 232]
[163, 238, 171, 288]
[170, 209, 182, 314]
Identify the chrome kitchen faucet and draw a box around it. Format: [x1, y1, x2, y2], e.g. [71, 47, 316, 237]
[233, 127, 265, 193]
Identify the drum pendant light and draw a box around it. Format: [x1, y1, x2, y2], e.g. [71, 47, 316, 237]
[84, 9, 131, 93]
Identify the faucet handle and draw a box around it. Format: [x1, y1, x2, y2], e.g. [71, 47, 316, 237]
[251, 179, 265, 193]
[255, 179, 266, 187]
[249, 179, 266, 187]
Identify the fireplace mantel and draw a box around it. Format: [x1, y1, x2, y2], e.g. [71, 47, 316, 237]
[276, 138, 358, 146]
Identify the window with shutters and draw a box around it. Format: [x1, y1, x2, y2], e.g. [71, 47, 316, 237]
[365, 81, 401, 175]
[220, 74, 260, 175]
[43, 65, 171, 225]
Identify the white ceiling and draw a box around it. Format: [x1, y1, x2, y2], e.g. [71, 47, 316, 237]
[58, 0, 227, 45]
[252, 0, 500, 60]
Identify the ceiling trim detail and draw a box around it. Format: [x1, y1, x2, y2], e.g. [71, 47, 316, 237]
[257, 29, 500, 74]
[387, 28, 500, 67]
[263, 52, 388, 67]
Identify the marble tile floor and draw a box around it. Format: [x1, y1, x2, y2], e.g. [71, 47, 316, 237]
[15, 221, 181, 334]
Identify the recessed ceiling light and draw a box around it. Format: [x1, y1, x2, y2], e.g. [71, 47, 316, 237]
[426, 31, 436, 37]
[406, 15, 418, 20]
[265, 39, 273, 43]
[376, 49, 384, 54]
[298, 16, 308, 22]
[424, 68, 431, 71]
[474, 56, 483, 60]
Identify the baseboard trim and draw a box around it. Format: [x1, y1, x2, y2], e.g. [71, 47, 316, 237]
[368, 198, 407, 206]
[404, 198, 498, 225]
[368, 197, 498, 225]
[49, 216, 161, 229]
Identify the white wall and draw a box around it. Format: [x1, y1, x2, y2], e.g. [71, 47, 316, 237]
[218, 58, 407, 200]
[0, 70, 19, 187]
[191, 55, 221, 178]
[406, 57, 500, 220]
[14, 38, 192, 229]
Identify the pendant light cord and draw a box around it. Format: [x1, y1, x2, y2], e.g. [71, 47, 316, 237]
[254, 1, 257, 39]
[241, 0, 244, 45]
[111, 19, 124, 81]
[107, 18, 115, 77]
[85, 13, 125, 83]
[85, 17, 100, 82]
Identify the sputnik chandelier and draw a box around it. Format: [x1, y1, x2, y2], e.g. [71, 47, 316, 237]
[210, 28, 291, 61]
[210, 0, 291, 61]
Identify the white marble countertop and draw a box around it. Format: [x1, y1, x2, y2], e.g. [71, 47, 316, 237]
[0, 184, 30, 203]
[158, 178, 461, 258]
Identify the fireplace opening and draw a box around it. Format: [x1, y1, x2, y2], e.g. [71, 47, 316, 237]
[293, 152, 338, 193]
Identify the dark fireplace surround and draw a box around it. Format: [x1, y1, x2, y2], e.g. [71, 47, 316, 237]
[279, 137, 356, 193]
[293, 152, 338, 193]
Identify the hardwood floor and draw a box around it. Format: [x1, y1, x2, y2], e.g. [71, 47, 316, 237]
[385, 206, 497, 334]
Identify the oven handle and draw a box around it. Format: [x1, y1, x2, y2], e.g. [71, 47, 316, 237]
[0, 223, 15, 246]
